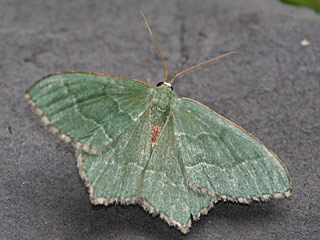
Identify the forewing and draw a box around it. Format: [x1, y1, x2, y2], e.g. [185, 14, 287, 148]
[140, 113, 213, 233]
[77, 109, 152, 202]
[25, 72, 152, 151]
[174, 98, 291, 201]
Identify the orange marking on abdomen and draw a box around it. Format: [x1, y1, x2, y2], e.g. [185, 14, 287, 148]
[151, 124, 163, 147]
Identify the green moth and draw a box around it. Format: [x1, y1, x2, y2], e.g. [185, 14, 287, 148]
[25, 11, 291, 234]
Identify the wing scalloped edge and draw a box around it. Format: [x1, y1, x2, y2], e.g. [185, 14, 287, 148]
[186, 177, 292, 205]
[76, 149, 218, 234]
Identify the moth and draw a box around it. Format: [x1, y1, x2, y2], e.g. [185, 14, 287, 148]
[25, 11, 291, 234]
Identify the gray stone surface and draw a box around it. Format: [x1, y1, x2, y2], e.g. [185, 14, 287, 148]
[1, 0, 319, 239]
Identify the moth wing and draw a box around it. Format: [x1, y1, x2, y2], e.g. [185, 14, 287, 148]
[25, 72, 152, 152]
[140, 113, 214, 233]
[77, 109, 152, 203]
[173, 98, 291, 202]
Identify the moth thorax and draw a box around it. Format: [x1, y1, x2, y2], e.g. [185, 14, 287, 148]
[151, 88, 173, 126]
[150, 87, 175, 147]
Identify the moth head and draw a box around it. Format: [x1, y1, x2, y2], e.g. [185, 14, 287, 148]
[156, 81, 173, 91]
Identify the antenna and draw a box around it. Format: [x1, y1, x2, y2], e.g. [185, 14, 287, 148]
[170, 51, 239, 84]
[139, 10, 168, 83]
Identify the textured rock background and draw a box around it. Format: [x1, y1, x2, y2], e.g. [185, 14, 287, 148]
[1, 0, 319, 239]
